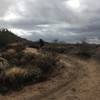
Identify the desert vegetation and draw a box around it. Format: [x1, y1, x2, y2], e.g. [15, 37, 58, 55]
[0, 50, 58, 93]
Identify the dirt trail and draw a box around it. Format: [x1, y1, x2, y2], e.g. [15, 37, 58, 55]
[0, 55, 100, 100]
[30, 56, 100, 100]
[73, 59, 100, 100]
[54, 58, 100, 100]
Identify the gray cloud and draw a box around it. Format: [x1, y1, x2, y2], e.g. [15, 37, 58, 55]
[0, 0, 15, 17]
[0, 0, 100, 43]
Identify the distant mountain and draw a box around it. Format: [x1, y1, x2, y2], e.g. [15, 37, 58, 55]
[0, 28, 27, 47]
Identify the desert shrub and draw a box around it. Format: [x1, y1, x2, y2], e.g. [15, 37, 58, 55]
[2, 51, 35, 66]
[24, 66, 42, 82]
[0, 52, 58, 93]
[42, 46, 66, 54]
[41, 44, 79, 54]
[77, 43, 94, 59]
[5, 66, 42, 86]
[37, 53, 57, 73]
[3, 51, 58, 73]
[0, 66, 42, 91]
[0, 67, 27, 90]
[5, 67, 28, 79]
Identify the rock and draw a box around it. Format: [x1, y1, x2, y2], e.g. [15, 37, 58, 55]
[0, 57, 9, 71]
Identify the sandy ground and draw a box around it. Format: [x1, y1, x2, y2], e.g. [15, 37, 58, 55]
[0, 55, 100, 100]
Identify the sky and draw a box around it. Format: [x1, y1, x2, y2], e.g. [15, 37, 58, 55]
[0, 0, 100, 43]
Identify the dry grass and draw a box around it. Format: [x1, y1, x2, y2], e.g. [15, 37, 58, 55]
[5, 67, 28, 78]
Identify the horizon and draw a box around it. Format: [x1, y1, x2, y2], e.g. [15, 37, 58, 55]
[1, 28, 100, 44]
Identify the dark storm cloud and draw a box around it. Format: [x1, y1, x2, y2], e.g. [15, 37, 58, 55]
[0, 0, 100, 43]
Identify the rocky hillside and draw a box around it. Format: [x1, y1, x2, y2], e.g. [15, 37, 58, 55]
[0, 28, 27, 47]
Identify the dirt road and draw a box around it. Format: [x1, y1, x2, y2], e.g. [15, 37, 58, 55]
[0, 55, 100, 100]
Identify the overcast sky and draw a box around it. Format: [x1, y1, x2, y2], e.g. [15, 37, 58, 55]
[0, 0, 100, 43]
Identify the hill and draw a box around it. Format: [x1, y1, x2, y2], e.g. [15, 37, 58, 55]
[0, 28, 27, 47]
[0, 28, 44, 48]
